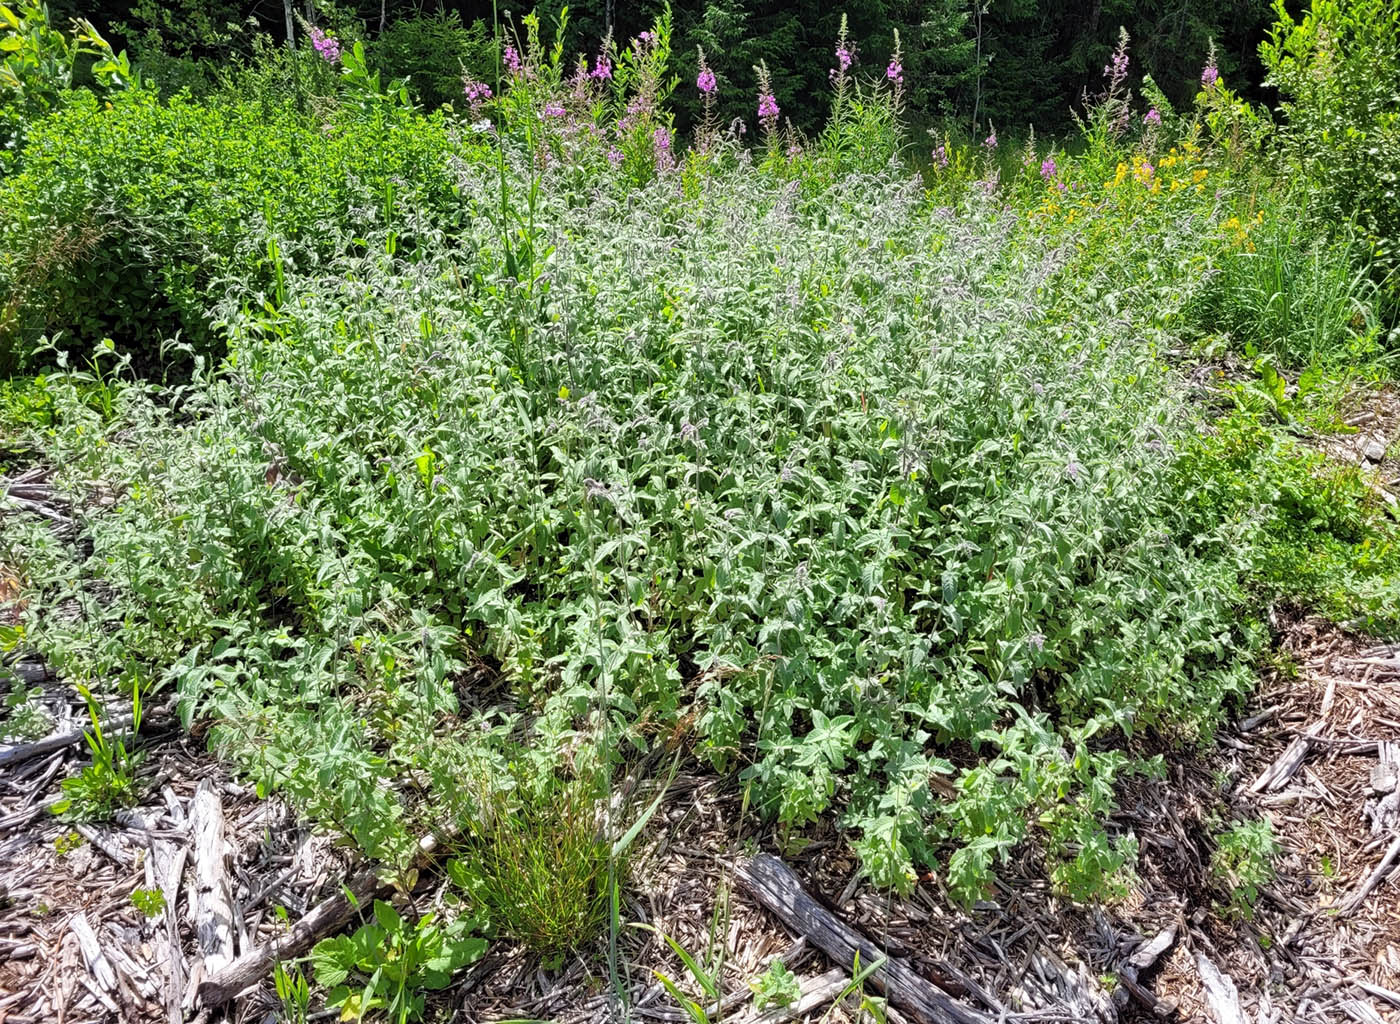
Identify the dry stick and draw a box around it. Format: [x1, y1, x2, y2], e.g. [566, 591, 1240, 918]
[734, 854, 991, 1024]
[1337, 833, 1400, 916]
[1247, 720, 1324, 795]
[0, 714, 136, 769]
[196, 828, 449, 1007]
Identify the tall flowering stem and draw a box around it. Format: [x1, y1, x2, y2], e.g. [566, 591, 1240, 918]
[695, 46, 719, 153]
[886, 28, 904, 111]
[755, 60, 780, 152]
[1201, 40, 1220, 90]
[308, 25, 341, 63]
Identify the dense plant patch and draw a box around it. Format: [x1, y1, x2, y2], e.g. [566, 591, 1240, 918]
[2, 0, 1398, 1007]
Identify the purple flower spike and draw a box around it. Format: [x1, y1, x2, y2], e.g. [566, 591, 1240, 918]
[1144, 107, 1162, 126]
[309, 26, 341, 63]
[697, 68, 716, 95]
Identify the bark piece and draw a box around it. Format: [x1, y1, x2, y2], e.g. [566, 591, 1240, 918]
[191, 779, 236, 976]
[1337, 833, 1400, 916]
[1247, 721, 1324, 794]
[734, 853, 990, 1024]
[69, 912, 119, 993]
[1194, 953, 1247, 1024]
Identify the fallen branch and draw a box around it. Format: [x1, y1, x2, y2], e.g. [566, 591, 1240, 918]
[1337, 833, 1400, 916]
[196, 828, 449, 1007]
[0, 714, 136, 769]
[1247, 721, 1324, 795]
[734, 854, 990, 1024]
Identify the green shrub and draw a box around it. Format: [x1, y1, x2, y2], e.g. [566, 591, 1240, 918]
[0, 87, 467, 371]
[371, 12, 492, 110]
[1211, 818, 1280, 919]
[1173, 406, 1400, 633]
[1261, 0, 1400, 312]
[0, 0, 133, 170]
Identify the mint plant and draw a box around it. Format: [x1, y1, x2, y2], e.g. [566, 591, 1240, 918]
[310, 901, 486, 1024]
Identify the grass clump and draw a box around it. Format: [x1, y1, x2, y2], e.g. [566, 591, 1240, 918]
[448, 771, 614, 965]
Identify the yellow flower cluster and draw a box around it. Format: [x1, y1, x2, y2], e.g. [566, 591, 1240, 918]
[1219, 210, 1264, 250]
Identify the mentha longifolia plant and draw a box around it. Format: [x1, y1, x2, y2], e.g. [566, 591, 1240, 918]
[9, 8, 1383, 911]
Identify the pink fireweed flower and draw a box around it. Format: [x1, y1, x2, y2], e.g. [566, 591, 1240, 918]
[542, 102, 566, 118]
[503, 44, 522, 75]
[591, 55, 612, 81]
[1040, 156, 1056, 179]
[932, 145, 948, 169]
[607, 146, 624, 165]
[697, 68, 716, 94]
[308, 26, 340, 63]
[464, 79, 492, 103]
[1104, 50, 1128, 81]
[1143, 107, 1162, 126]
[1201, 59, 1218, 88]
[638, 30, 655, 46]
[886, 58, 902, 83]
[984, 129, 997, 150]
[653, 126, 674, 171]
[758, 92, 779, 122]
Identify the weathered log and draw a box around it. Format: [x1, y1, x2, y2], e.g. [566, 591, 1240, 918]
[0, 714, 135, 769]
[734, 854, 990, 1024]
[191, 780, 235, 976]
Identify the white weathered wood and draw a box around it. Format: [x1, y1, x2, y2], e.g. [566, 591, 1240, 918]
[191, 779, 236, 976]
[157, 840, 189, 1024]
[1127, 923, 1177, 971]
[1195, 953, 1247, 1024]
[69, 912, 119, 993]
[1338, 833, 1400, 916]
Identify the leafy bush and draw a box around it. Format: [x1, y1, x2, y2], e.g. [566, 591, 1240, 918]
[371, 11, 492, 110]
[0, 86, 466, 370]
[3, 13, 1395, 931]
[0, 0, 133, 169]
[311, 900, 486, 1024]
[1261, 0, 1400, 309]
